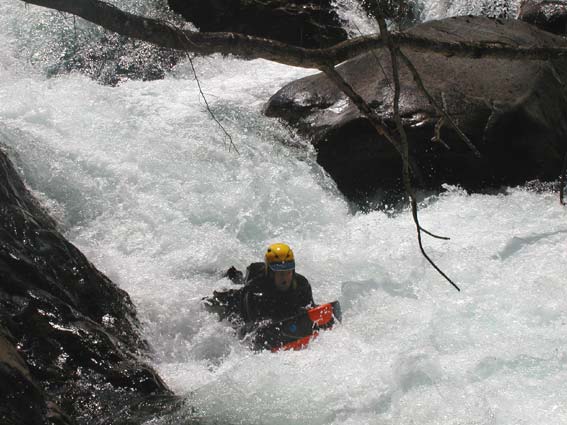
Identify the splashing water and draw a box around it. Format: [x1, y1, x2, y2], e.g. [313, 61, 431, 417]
[420, 0, 523, 21]
[2, 1, 567, 424]
[335, 0, 523, 36]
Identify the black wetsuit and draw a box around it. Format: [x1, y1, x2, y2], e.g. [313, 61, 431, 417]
[209, 263, 314, 323]
[241, 267, 314, 322]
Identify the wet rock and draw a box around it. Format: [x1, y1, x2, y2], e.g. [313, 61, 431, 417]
[47, 32, 181, 86]
[30, 3, 182, 86]
[265, 16, 567, 200]
[519, 0, 567, 35]
[0, 325, 65, 425]
[0, 146, 174, 423]
[167, 0, 348, 48]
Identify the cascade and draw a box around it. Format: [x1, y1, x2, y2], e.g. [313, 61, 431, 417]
[1, 1, 566, 424]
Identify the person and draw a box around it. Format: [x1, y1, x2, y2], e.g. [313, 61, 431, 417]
[207, 243, 315, 324]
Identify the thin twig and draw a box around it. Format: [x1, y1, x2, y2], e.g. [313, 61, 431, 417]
[377, 9, 459, 291]
[414, 206, 460, 290]
[420, 225, 450, 240]
[432, 117, 450, 149]
[186, 54, 239, 154]
[434, 92, 449, 148]
[167, 20, 239, 154]
[350, 21, 393, 92]
[398, 49, 481, 158]
[321, 65, 401, 152]
[321, 65, 425, 182]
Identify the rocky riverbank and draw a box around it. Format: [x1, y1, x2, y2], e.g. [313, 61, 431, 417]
[0, 146, 179, 424]
[265, 15, 567, 201]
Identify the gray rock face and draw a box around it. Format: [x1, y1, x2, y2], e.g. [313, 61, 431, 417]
[519, 0, 567, 35]
[265, 16, 567, 200]
[167, 0, 348, 48]
[0, 147, 174, 424]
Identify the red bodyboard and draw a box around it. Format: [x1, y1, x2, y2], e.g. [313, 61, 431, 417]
[271, 302, 339, 352]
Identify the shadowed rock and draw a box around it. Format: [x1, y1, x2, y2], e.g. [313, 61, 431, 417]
[168, 0, 348, 48]
[519, 0, 567, 35]
[0, 325, 73, 425]
[0, 146, 177, 424]
[265, 16, 567, 201]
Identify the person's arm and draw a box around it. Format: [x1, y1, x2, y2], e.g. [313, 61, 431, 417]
[239, 276, 268, 322]
[204, 288, 243, 320]
[307, 283, 315, 307]
[294, 274, 315, 308]
[240, 287, 255, 322]
[224, 266, 244, 285]
[303, 283, 315, 308]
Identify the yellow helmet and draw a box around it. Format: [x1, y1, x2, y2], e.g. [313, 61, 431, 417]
[265, 243, 295, 272]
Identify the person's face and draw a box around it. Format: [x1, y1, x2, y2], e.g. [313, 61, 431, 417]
[273, 270, 293, 291]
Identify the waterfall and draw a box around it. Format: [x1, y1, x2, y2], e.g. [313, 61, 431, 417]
[1, 1, 566, 424]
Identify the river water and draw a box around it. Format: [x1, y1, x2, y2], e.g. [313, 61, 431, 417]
[2, 1, 567, 424]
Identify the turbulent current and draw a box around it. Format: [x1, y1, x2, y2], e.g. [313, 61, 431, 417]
[2, 1, 567, 424]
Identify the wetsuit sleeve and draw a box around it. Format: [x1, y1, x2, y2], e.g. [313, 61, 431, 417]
[305, 283, 315, 307]
[239, 275, 266, 322]
[240, 286, 254, 322]
[303, 283, 315, 307]
[295, 274, 315, 308]
[206, 288, 244, 320]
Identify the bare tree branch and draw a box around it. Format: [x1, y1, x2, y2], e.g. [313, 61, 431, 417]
[432, 117, 450, 149]
[23, 0, 540, 291]
[20, 0, 567, 70]
[397, 50, 482, 158]
[320, 66, 400, 151]
[320, 65, 424, 184]
[325, 54, 459, 290]
[186, 54, 239, 154]
[376, 7, 460, 291]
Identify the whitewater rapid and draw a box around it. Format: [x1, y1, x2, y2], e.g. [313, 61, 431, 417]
[2, 1, 567, 424]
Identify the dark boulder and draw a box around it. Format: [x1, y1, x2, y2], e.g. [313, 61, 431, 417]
[519, 0, 567, 35]
[167, 0, 348, 48]
[0, 146, 174, 423]
[0, 325, 73, 425]
[265, 16, 567, 200]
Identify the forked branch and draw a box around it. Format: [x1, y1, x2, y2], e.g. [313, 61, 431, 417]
[376, 6, 460, 291]
[21, 0, 567, 69]
[398, 50, 481, 158]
